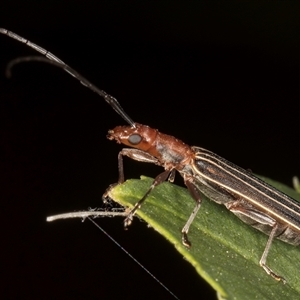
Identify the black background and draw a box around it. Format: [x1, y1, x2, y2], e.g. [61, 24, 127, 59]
[1, 2, 300, 299]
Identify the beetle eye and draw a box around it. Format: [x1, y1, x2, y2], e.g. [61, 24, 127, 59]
[128, 134, 142, 145]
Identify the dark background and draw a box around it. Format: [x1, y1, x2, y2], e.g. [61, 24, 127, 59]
[1, 2, 300, 299]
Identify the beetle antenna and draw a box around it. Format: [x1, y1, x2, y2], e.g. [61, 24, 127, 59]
[0, 28, 136, 127]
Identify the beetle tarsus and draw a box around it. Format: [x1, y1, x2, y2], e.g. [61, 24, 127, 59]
[182, 232, 191, 248]
[261, 264, 286, 284]
[102, 183, 119, 203]
[124, 215, 133, 227]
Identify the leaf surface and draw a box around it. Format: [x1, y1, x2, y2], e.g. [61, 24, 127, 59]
[108, 176, 300, 300]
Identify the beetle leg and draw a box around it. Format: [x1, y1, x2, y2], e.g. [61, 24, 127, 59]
[168, 169, 176, 183]
[117, 148, 161, 184]
[124, 169, 171, 227]
[181, 179, 203, 248]
[226, 203, 286, 282]
[103, 148, 161, 202]
[259, 224, 286, 283]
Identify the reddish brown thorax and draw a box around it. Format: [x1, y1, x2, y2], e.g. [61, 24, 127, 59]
[107, 123, 195, 168]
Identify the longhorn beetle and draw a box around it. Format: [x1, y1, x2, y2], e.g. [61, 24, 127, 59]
[1, 28, 300, 283]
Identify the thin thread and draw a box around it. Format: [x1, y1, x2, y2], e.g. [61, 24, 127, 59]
[88, 217, 180, 300]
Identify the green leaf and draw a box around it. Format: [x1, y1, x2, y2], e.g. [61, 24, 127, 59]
[108, 176, 300, 300]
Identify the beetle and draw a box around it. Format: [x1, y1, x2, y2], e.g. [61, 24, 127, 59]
[1, 28, 299, 283]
